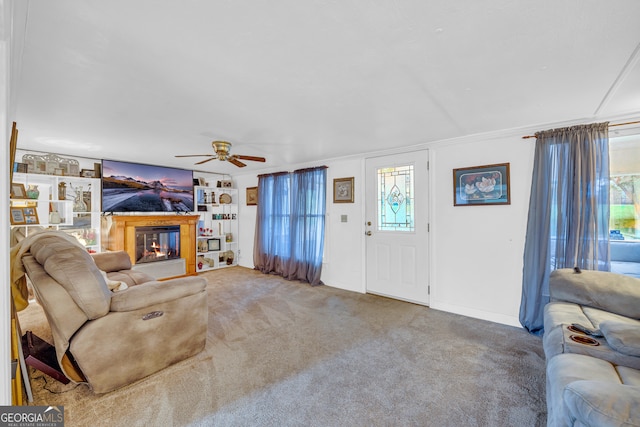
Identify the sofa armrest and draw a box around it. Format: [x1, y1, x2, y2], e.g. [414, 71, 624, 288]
[91, 251, 132, 272]
[564, 381, 640, 426]
[549, 268, 640, 319]
[110, 276, 207, 312]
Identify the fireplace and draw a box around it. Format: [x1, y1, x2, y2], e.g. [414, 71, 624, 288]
[135, 225, 181, 263]
[102, 214, 200, 276]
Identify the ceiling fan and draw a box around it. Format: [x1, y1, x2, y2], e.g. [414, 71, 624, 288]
[175, 141, 266, 167]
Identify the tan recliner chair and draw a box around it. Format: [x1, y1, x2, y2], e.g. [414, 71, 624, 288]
[20, 232, 208, 393]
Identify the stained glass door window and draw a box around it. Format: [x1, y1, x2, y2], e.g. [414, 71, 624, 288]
[377, 164, 414, 231]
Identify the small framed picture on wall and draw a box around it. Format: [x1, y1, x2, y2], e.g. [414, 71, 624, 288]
[246, 187, 258, 206]
[333, 177, 354, 203]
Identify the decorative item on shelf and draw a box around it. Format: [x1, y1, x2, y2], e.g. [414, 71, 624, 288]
[49, 203, 61, 224]
[219, 193, 232, 204]
[58, 182, 67, 200]
[198, 227, 213, 237]
[197, 240, 208, 253]
[26, 185, 40, 199]
[225, 250, 235, 265]
[226, 233, 232, 243]
[83, 191, 91, 211]
[49, 211, 61, 224]
[73, 186, 88, 212]
[22, 153, 80, 176]
[82, 229, 97, 246]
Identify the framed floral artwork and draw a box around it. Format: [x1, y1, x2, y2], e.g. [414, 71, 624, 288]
[453, 163, 510, 206]
[333, 177, 354, 203]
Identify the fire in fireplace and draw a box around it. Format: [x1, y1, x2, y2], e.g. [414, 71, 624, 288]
[135, 225, 181, 264]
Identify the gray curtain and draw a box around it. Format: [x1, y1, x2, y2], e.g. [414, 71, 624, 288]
[519, 123, 610, 335]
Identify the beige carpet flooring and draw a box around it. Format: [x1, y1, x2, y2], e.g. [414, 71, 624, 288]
[17, 266, 546, 426]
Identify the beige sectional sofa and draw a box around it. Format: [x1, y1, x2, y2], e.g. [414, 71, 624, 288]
[544, 268, 640, 426]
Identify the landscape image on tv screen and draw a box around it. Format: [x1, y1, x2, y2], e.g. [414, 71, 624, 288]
[102, 159, 194, 212]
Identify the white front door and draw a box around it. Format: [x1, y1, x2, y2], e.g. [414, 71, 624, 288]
[365, 150, 429, 305]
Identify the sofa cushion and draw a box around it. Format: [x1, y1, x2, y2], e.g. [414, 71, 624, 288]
[91, 251, 132, 272]
[612, 261, 640, 279]
[30, 236, 111, 319]
[546, 353, 620, 427]
[549, 268, 640, 319]
[564, 381, 640, 426]
[106, 270, 154, 287]
[601, 320, 640, 357]
[610, 241, 640, 263]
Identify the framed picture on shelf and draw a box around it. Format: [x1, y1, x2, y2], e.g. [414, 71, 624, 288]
[246, 187, 258, 205]
[10, 207, 25, 225]
[10, 183, 26, 199]
[81, 169, 96, 178]
[453, 162, 511, 206]
[333, 177, 354, 203]
[24, 208, 39, 224]
[208, 238, 221, 251]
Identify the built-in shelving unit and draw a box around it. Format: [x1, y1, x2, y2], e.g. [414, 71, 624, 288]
[194, 185, 238, 272]
[10, 173, 101, 252]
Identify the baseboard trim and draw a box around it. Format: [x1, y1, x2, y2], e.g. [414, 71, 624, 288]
[429, 301, 521, 328]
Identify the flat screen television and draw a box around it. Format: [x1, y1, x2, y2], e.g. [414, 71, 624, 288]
[101, 159, 194, 212]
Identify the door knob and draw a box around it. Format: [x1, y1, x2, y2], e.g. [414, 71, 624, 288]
[365, 231, 372, 236]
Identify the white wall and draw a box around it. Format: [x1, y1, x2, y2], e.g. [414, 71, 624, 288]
[429, 133, 535, 327]
[0, 0, 12, 405]
[233, 129, 536, 328]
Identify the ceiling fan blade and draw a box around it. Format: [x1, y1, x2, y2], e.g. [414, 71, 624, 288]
[195, 157, 218, 165]
[175, 154, 214, 158]
[228, 158, 247, 167]
[235, 154, 266, 162]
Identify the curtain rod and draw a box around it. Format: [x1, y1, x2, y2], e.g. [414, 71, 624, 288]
[521, 120, 640, 139]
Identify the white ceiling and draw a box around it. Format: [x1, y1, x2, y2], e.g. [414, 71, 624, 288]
[13, 0, 640, 174]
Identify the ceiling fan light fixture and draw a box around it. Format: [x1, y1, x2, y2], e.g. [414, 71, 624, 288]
[212, 140, 232, 160]
[176, 139, 265, 167]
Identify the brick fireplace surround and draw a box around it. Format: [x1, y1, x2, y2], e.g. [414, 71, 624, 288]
[101, 215, 200, 276]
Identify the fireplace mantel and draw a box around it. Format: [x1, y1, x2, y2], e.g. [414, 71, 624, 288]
[102, 215, 200, 275]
